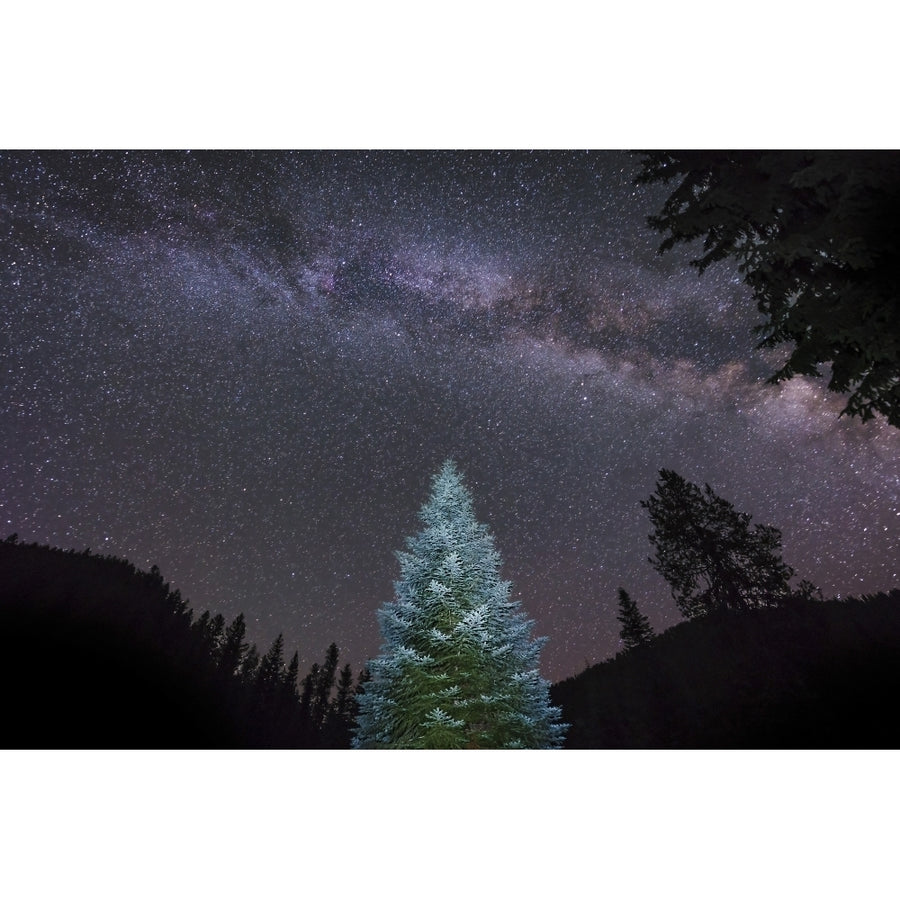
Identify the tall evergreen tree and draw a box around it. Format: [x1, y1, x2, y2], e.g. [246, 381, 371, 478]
[192, 609, 211, 639]
[299, 663, 318, 716]
[257, 633, 286, 694]
[193, 611, 226, 660]
[616, 588, 655, 651]
[354, 460, 567, 749]
[283, 651, 300, 704]
[642, 469, 799, 619]
[334, 663, 355, 720]
[312, 643, 339, 732]
[218, 613, 248, 676]
[240, 643, 260, 681]
[323, 662, 356, 748]
[350, 667, 371, 730]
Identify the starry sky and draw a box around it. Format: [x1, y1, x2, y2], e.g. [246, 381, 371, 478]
[2, 150, 898, 683]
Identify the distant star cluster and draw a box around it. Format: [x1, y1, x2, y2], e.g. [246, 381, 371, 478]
[1, 150, 898, 681]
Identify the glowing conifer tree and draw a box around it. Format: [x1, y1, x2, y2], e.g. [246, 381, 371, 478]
[353, 460, 567, 749]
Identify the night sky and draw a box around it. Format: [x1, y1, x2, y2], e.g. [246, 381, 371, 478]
[2, 150, 898, 684]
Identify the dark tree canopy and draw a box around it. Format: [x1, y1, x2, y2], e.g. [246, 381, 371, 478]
[634, 150, 900, 427]
[642, 470, 798, 618]
[616, 588, 655, 651]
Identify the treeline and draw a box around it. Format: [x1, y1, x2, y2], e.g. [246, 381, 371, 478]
[553, 590, 900, 748]
[0, 535, 363, 748]
[555, 467, 900, 748]
[611, 469, 829, 655]
[189, 608, 367, 748]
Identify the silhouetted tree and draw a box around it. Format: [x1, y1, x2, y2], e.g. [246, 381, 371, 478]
[241, 643, 261, 682]
[218, 613, 248, 676]
[322, 662, 356, 747]
[193, 610, 211, 636]
[299, 663, 319, 726]
[257, 634, 286, 694]
[642, 470, 798, 619]
[193, 611, 226, 660]
[354, 460, 567, 748]
[335, 663, 355, 716]
[209, 613, 225, 650]
[311, 643, 339, 733]
[792, 579, 825, 603]
[616, 588, 655, 651]
[634, 151, 900, 426]
[351, 667, 371, 726]
[284, 651, 300, 704]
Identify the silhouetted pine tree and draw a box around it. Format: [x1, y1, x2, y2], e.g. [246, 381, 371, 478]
[335, 663, 355, 719]
[350, 667, 371, 733]
[284, 651, 300, 704]
[193, 611, 226, 661]
[299, 662, 319, 737]
[257, 634, 286, 696]
[218, 613, 248, 677]
[241, 643, 261, 682]
[312, 643, 339, 733]
[209, 613, 225, 655]
[193, 610, 211, 637]
[322, 662, 356, 747]
[616, 588, 655, 651]
[642, 469, 799, 618]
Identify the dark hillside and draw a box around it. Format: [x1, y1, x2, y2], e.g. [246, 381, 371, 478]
[0, 537, 245, 747]
[0, 537, 359, 748]
[551, 592, 900, 748]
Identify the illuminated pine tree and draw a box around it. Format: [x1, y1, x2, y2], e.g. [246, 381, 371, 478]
[353, 460, 567, 749]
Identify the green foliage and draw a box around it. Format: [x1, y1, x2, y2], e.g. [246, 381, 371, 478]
[354, 460, 567, 749]
[616, 588, 655, 651]
[642, 470, 799, 618]
[634, 150, 900, 426]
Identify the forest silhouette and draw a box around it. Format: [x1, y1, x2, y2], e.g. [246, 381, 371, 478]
[553, 591, 900, 748]
[0, 535, 362, 748]
[3, 513, 899, 748]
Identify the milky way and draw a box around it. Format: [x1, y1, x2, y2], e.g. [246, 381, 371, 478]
[1, 150, 898, 682]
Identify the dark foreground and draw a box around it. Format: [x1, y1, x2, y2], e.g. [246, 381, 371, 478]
[3, 536, 899, 748]
[0, 537, 356, 748]
[552, 591, 900, 748]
